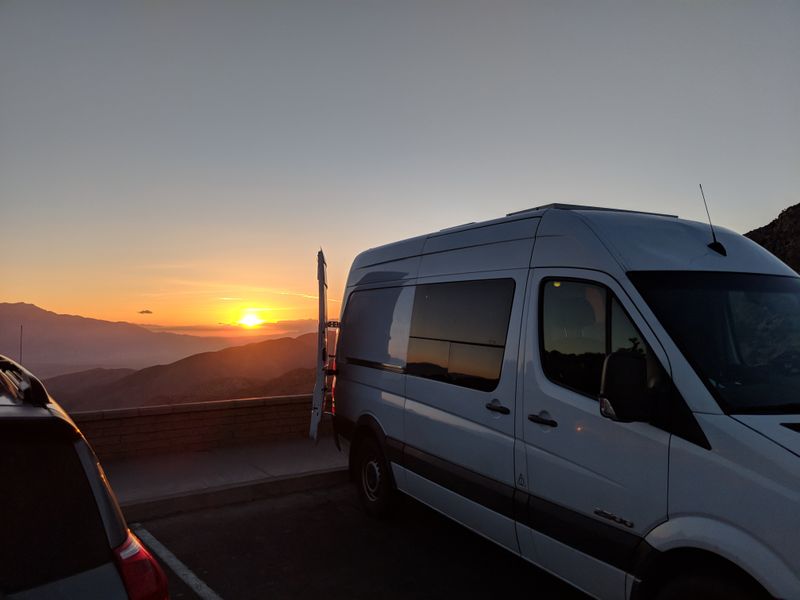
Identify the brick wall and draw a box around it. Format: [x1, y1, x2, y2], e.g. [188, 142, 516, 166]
[72, 394, 319, 461]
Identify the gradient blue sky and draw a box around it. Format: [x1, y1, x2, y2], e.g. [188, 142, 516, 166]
[2, 0, 798, 330]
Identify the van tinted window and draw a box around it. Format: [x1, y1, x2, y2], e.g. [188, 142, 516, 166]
[541, 279, 663, 398]
[339, 286, 413, 369]
[407, 279, 515, 391]
[541, 280, 606, 396]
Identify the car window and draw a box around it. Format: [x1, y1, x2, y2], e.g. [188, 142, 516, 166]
[541, 279, 662, 398]
[0, 420, 110, 593]
[406, 279, 515, 392]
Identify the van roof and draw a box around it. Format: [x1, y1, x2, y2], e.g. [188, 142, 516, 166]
[506, 203, 678, 219]
[347, 204, 795, 288]
[433, 203, 676, 238]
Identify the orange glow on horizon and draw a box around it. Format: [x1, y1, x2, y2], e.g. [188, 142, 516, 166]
[8, 264, 344, 338]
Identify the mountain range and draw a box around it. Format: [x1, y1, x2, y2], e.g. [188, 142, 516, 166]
[0, 302, 310, 378]
[44, 333, 316, 411]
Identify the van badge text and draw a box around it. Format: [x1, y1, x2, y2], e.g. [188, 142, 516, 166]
[593, 509, 634, 529]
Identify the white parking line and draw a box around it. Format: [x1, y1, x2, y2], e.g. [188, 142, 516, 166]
[132, 525, 224, 600]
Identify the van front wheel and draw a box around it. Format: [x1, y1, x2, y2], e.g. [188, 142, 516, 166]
[355, 436, 395, 518]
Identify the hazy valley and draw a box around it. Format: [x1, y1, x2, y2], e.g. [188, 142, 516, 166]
[43, 333, 316, 412]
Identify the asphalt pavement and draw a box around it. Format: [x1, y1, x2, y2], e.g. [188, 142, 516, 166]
[106, 436, 348, 521]
[139, 483, 589, 600]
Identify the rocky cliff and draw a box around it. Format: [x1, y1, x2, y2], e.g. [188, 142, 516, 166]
[745, 203, 800, 273]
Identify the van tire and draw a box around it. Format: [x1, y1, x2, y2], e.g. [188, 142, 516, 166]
[653, 573, 767, 600]
[354, 436, 395, 518]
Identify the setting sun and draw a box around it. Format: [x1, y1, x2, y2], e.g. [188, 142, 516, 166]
[238, 313, 265, 328]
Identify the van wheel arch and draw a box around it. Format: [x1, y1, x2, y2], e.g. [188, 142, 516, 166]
[348, 417, 399, 518]
[348, 416, 393, 485]
[634, 548, 770, 600]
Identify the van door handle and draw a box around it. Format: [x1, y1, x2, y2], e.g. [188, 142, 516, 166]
[528, 413, 558, 427]
[485, 400, 510, 415]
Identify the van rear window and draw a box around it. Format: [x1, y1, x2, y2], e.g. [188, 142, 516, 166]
[0, 420, 110, 593]
[407, 279, 515, 392]
[338, 286, 414, 370]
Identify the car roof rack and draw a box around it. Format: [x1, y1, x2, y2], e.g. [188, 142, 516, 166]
[0, 357, 49, 407]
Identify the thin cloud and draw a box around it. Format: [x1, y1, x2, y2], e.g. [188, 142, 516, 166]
[142, 279, 341, 303]
[275, 290, 341, 303]
[138, 309, 153, 314]
[145, 319, 316, 337]
[276, 291, 320, 300]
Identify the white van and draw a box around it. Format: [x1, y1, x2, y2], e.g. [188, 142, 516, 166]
[309, 204, 800, 600]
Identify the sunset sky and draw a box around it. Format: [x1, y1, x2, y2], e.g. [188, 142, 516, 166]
[2, 1, 798, 336]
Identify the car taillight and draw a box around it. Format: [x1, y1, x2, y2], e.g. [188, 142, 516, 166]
[113, 531, 169, 600]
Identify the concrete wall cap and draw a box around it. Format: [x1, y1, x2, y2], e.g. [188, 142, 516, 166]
[72, 394, 312, 421]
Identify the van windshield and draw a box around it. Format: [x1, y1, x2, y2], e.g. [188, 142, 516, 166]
[629, 271, 800, 415]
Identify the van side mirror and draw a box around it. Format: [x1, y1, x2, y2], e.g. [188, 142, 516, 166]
[599, 352, 650, 423]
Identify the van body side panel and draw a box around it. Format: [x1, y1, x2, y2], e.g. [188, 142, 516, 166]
[515, 524, 627, 600]
[346, 234, 427, 288]
[350, 235, 427, 270]
[663, 415, 800, 598]
[424, 217, 539, 253]
[397, 466, 519, 553]
[419, 239, 534, 278]
[345, 257, 422, 288]
[335, 381, 407, 482]
[336, 366, 405, 403]
[531, 210, 626, 277]
[402, 399, 516, 500]
[335, 373, 406, 453]
[419, 217, 538, 277]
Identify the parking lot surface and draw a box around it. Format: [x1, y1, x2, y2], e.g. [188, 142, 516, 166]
[141, 483, 589, 599]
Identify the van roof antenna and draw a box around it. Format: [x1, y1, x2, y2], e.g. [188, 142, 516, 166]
[699, 184, 726, 256]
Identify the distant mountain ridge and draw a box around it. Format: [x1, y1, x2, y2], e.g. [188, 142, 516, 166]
[0, 303, 269, 378]
[745, 203, 800, 273]
[44, 333, 316, 411]
[44, 368, 136, 399]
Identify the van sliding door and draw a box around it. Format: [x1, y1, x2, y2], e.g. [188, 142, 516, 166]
[400, 271, 526, 554]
